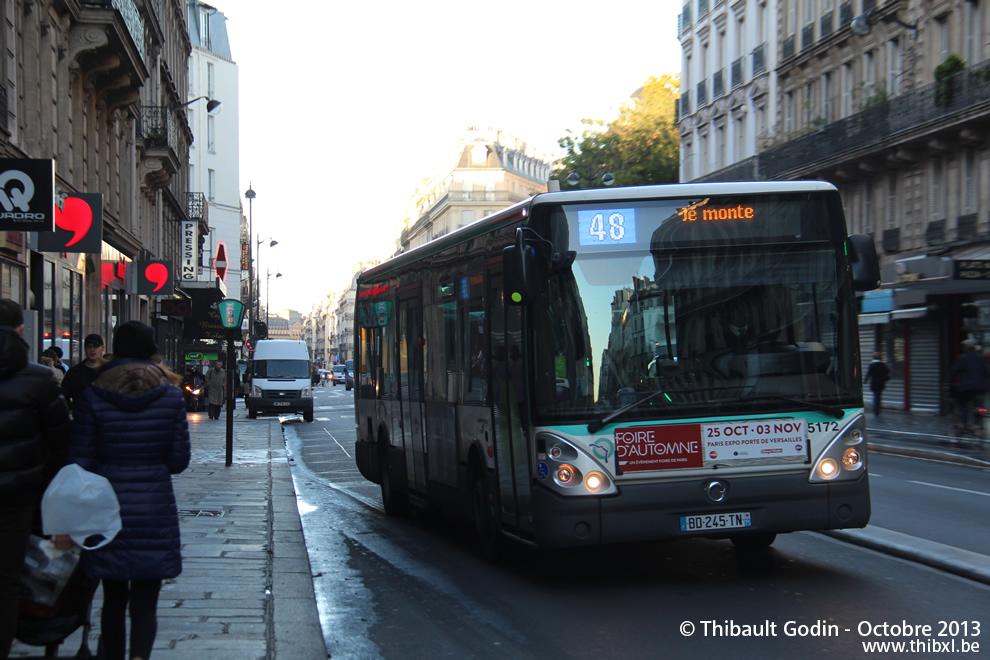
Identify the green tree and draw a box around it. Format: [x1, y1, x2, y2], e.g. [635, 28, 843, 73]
[556, 74, 681, 189]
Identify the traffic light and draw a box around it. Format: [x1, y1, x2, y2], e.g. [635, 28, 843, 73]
[254, 321, 268, 340]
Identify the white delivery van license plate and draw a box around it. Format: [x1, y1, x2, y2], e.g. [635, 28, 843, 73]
[680, 511, 752, 532]
[273, 401, 290, 406]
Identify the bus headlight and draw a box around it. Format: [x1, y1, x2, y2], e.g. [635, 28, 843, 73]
[816, 458, 840, 480]
[810, 416, 867, 483]
[555, 464, 578, 486]
[537, 433, 618, 496]
[584, 471, 607, 493]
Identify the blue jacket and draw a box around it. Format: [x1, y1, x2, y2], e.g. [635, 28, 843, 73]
[949, 350, 989, 394]
[69, 358, 190, 581]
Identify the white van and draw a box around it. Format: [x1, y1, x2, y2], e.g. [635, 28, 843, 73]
[247, 340, 314, 422]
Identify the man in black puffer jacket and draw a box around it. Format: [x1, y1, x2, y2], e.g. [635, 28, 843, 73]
[0, 299, 71, 658]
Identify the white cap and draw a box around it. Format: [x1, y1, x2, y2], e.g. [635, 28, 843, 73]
[42, 464, 121, 550]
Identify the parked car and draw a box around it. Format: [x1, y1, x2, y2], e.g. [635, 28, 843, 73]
[345, 359, 354, 391]
[332, 364, 347, 386]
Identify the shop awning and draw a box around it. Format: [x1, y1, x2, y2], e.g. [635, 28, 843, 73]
[890, 306, 931, 320]
[858, 312, 891, 325]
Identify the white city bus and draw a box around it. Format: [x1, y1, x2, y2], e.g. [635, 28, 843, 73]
[353, 181, 880, 553]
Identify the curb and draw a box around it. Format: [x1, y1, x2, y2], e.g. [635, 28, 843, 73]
[868, 441, 990, 468]
[822, 526, 990, 586]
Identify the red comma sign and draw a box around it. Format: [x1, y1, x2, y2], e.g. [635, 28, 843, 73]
[144, 262, 170, 292]
[54, 197, 93, 247]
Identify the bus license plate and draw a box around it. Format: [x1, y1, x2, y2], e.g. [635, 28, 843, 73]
[273, 401, 290, 407]
[680, 512, 752, 532]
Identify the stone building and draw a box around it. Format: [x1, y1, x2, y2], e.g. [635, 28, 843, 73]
[0, 0, 217, 370]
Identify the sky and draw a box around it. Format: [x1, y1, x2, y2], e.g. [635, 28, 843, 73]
[223, 1, 682, 314]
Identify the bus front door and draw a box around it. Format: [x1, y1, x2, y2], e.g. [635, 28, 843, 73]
[398, 288, 427, 494]
[489, 274, 532, 533]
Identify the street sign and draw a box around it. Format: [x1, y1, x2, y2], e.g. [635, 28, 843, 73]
[217, 298, 245, 329]
[215, 241, 228, 282]
[135, 260, 175, 295]
[36, 193, 103, 253]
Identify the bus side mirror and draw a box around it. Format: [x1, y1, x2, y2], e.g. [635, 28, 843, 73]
[503, 243, 549, 305]
[848, 234, 881, 291]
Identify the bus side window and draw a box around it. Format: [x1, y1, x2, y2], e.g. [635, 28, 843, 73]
[462, 271, 487, 405]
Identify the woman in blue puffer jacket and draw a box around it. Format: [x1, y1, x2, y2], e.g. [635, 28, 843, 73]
[67, 321, 190, 660]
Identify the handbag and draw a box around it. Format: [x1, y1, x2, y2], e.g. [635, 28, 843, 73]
[19, 535, 80, 608]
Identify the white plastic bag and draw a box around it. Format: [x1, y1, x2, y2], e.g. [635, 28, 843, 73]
[42, 464, 121, 550]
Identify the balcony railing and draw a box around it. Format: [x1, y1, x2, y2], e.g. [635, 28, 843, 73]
[697, 80, 708, 107]
[839, 1, 852, 28]
[957, 213, 978, 240]
[820, 11, 833, 38]
[698, 0, 709, 17]
[138, 105, 178, 152]
[926, 219, 945, 245]
[731, 58, 743, 88]
[713, 69, 724, 99]
[0, 85, 7, 133]
[187, 192, 207, 222]
[681, 90, 691, 116]
[762, 58, 990, 179]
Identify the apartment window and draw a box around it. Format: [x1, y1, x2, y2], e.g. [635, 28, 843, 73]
[188, 164, 194, 189]
[966, 3, 981, 66]
[207, 114, 216, 151]
[863, 182, 874, 234]
[756, 106, 766, 138]
[735, 116, 745, 160]
[841, 63, 854, 117]
[803, 0, 815, 25]
[963, 150, 977, 215]
[716, 125, 725, 170]
[208, 169, 216, 201]
[787, 0, 797, 36]
[684, 141, 694, 180]
[864, 50, 876, 86]
[803, 83, 814, 127]
[886, 174, 898, 229]
[937, 17, 949, 63]
[822, 72, 832, 122]
[887, 39, 901, 97]
[784, 91, 795, 133]
[930, 158, 944, 220]
[207, 63, 215, 99]
[700, 133, 709, 174]
[200, 8, 212, 50]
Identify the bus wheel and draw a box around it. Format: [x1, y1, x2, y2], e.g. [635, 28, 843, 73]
[379, 436, 406, 516]
[730, 533, 777, 550]
[472, 471, 501, 561]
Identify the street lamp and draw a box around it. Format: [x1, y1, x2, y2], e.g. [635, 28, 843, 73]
[256, 237, 277, 329]
[244, 185, 256, 343]
[266, 270, 282, 329]
[172, 95, 222, 114]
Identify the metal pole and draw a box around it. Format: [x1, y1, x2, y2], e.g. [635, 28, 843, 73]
[245, 185, 255, 338]
[225, 333, 235, 466]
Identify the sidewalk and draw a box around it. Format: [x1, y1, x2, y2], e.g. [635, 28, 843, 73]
[11, 407, 327, 660]
[865, 408, 990, 468]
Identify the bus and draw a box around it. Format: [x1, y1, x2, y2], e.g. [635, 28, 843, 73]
[353, 181, 880, 552]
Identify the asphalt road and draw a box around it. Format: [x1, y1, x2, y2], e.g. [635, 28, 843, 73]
[282, 387, 990, 659]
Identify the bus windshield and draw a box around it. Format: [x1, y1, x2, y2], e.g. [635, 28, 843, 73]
[531, 192, 861, 423]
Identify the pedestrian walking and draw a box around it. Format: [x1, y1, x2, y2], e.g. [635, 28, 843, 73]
[864, 352, 891, 416]
[61, 334, 107, 411]
[50, 345, 68, 374]
[205, 360, 226, 420]
[41, 349, 65, 385]
[0, 299, 71, 658]
[948, 338, 989, 432]
[63, 320, 190, 660]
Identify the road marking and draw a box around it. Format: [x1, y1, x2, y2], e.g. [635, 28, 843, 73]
[323, 428, 352, 458]
[316, 417, 330, 421]
[907, 480, 990, 497]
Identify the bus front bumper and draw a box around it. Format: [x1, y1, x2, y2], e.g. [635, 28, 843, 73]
[529, 471, 870, 548]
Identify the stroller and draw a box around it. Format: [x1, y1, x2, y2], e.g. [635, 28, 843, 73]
[16, 544, 99, 659]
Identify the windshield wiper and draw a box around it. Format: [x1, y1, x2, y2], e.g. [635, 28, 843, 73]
[587, 390, 672, 434]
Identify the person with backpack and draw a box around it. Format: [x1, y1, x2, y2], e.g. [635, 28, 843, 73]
[865, 352, 891, 416]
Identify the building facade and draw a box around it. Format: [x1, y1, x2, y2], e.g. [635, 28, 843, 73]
[679, 0, 990, 414]
[399, 127, 553, 252]
[0, 0, 211, 370]
[677, 0, 778, 182]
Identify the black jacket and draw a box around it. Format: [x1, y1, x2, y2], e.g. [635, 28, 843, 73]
[0, 324, 71, 508]
[61, 358, 103, 410]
